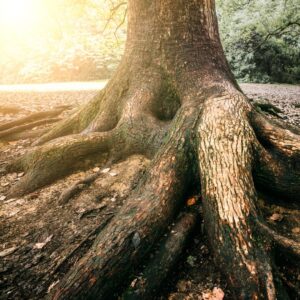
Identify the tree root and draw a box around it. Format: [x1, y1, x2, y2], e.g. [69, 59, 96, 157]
[198, 94, 277, 299]
[123, 209, 199, 300]
[0, 118, 61, 139]
[0, 105, 23, 114]
[2, 73, 300, 299]
[2, 128, 48, 141]
[254, 144, 300, 200]
[256, 220, 300, 257]
[7, 131, 114, 198]
[250, 110, 300, 159]
[0, 108, 67, 132]
[48, 107, 198, 299]
[58, 171, 102, 205]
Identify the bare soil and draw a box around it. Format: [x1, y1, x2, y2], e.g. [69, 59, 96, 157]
[0, 82, 299, 300]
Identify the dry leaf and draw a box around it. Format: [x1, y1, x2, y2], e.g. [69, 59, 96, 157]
[187, 197, 196, 206]
[202, 287, 224, 300]
[269, 213, 283, 222]
[101, 168, 110, 173]
[33, 235, 53, 249]
[0, 246, 18, 257]
[292, 227, 300, 234]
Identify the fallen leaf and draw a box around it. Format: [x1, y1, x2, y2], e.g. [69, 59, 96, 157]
[33, 235, 53, 249]
[101, 168, 110, 173]
[17, 172, 24, 177]
[130, 278, 138, 288]
[0, 246, 18, 257]
[109, 172, 117, 177]
[212, 287, 225, 300]
[1, 182, 9, 187]
[202, 287, 224, 300]
[269, 213, 283, 222]
[292, 227, 300, 234]
[187, 197, 196, 206]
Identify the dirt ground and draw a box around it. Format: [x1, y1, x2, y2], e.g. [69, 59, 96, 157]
[0, 82, 299, 299]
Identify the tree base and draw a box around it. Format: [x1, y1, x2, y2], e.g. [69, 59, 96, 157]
[1, 62, 300, 299]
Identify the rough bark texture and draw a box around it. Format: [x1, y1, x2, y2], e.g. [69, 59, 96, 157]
[1, 0, 300, 299]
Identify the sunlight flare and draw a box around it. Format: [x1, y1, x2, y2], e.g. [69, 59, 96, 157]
[0, 0, 42, 33]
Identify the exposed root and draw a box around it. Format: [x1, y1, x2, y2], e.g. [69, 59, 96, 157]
[33, 92, 105, 146]
[0, 105, 23, 114]
[0, 118, 61, 139]
[251, 98, 283, 118]
[250, 110, 300, 159]
[123, 209, 199, 300]
[7, 131, 114, 198]
[254, 144, 300, 200]
[48, 107, 198, 299]
[256, 220, 300, 257]
[0, 108, 67, 132]
[58, 171, 102, 205]
[198, 94, 276, 299]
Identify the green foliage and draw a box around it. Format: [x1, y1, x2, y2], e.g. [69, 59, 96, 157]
[217, 0, 300, 83]
[0, 0, 298, 84]
[0, 0, 126, 83]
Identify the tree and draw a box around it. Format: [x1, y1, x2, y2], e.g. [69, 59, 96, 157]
[2, 0, 300, 299]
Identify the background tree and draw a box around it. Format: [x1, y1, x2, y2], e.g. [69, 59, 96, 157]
[218, 0, 300, 83]
[0, 0, 299, 84]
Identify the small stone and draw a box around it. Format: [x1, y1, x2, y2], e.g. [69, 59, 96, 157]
[101, 168, 110, 174]
[109, 172, 118, 177]
[17, 172, 24, 177]
[93, 167, 100, 173]
[0, 195, 6, 201]
[292, 227, 300, 234]
[132, 232, 141, 248]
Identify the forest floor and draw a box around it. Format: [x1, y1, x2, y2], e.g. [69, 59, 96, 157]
[0, 82, 299, 300]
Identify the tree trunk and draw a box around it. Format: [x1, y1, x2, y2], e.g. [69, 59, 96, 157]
[2, 0, 300, 299]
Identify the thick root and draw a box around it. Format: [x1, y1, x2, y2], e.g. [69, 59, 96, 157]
[123, 209, 199, 300]
[250, 111, 300, 159]
[7, 131, 114, 198]
[198, 94, 276, 299]
[32, 90, 108, 146]
[48, 107, 198, 299]
[254, 144, 300, 200]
